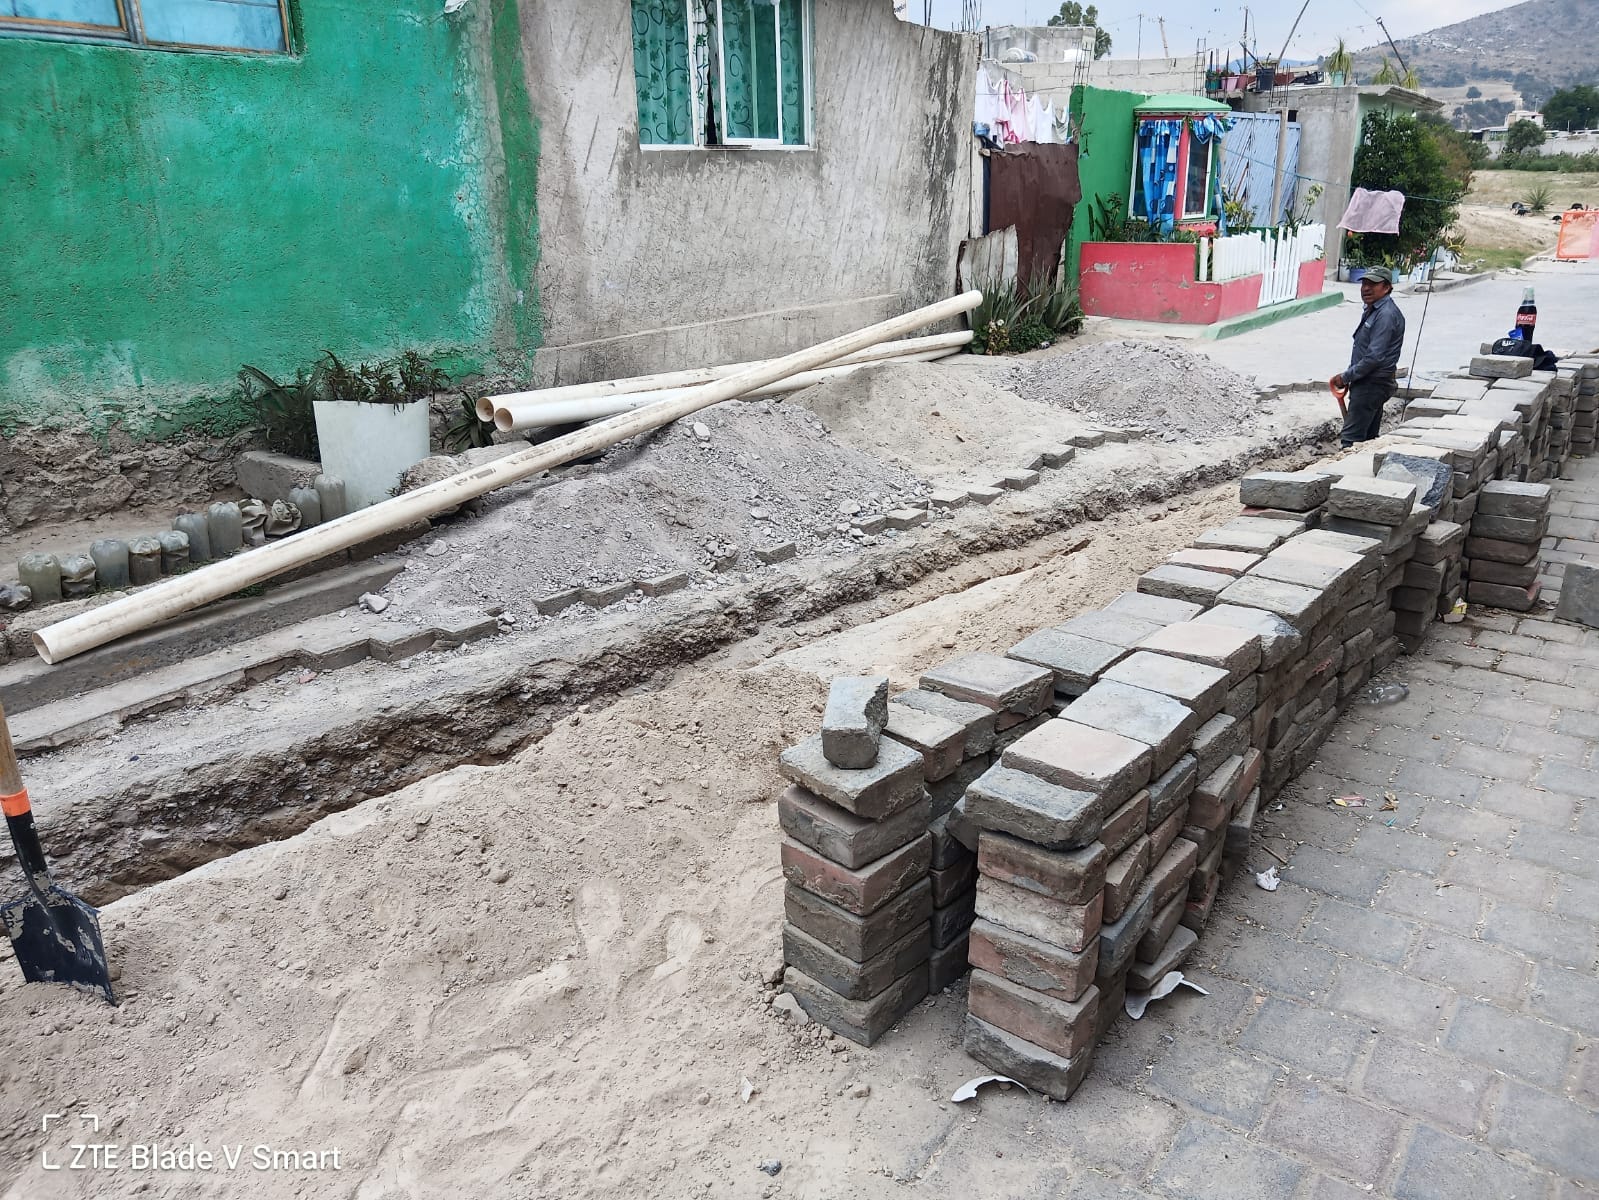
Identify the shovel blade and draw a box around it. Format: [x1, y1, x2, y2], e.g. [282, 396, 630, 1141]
[2, 886, 115, 1005]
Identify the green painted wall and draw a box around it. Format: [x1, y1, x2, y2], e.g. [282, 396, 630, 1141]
[0, 0, 540, 439]
[1067, 84, 1146, 283]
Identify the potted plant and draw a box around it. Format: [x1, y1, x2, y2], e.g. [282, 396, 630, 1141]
[310, 351, 442, 510]
[1325, 38, 1352, 87]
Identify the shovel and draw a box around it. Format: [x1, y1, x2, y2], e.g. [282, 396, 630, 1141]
[1327, 378, 1348, 416]
[0, 700, 115, 1004]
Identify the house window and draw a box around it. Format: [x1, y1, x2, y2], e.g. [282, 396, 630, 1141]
[629, 0, 810, 149]
[1183, 140, 1212, 218]
[1, 0, 289, 51]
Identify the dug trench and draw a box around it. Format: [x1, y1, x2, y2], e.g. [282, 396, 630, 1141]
[6, 390, 1360, 906]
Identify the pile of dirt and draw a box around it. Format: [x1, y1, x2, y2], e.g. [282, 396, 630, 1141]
[1009, 340, 1261, 441]
[396, 398, 928, 623]
[792, 361, 1095, 481]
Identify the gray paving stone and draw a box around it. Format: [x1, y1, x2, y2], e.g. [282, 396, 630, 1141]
[1285, 845, 1389, 904]
[1392, 760, 1484, 805]
[1150, 1120, 1305, 1200]
[1007, 627, 1129, 695]
[1328, 959, 1455, 1040]
[1478, 781, 1580, 828]
[1445, 1001, 1576, 1088]
[1376, 871, 1485, 934]
[1261, 1080, 1404, 1182]
[1440, 846, 1557, 906]
[1509, 822, 1599, 880]
[1411, 798, 1516, 848]
[1040, 1074, 1184, 1178]
[1192, 604, 1304, 669]
[1063, 680, 1201, 776]
[1238, 997, 1372, 1082]
[1396, 1124, 1552, 1200]
[921, 652, 1054, 715]
[1411, 932, 1530, 1003]
[1147, 1040, 1281, 1128]
[1535, 759, 1599, 798]
[1348, 826, 1452, 876]
[1222, 877, 1315, 935]
[1305, 897, 1416, 964]
[1219, 929, 1339, 1000]
[1552, 872, 1599, 922]
[1489, 1080, 1599, 1181]
[1360, 1039, 1494, 1135]
[1480, 898, 1594, 969]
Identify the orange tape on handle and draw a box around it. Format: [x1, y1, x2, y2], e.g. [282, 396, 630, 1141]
[1, 788, 29, 818]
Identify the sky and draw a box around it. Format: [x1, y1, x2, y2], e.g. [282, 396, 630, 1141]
[914, 0, 1522, 61]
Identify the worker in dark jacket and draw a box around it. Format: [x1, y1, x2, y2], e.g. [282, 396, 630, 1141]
[1331, 265, 1406, 447]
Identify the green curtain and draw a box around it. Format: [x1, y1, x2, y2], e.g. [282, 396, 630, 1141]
[778, 0, 806, 145]
[720, 0, 784, 141]
[632, 0, 694, 145]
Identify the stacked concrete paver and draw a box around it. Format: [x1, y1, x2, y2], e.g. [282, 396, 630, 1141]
[772, 346, 1584, 1092]
[777, 676, 934, 1044]
[1465, 480, 1553, 612]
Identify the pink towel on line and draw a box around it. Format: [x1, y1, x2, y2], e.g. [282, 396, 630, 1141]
[1338, 188, 1406, 234]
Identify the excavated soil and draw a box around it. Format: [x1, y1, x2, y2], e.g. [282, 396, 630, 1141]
[792, 361, 1098, 483]
[0, 481, 1261, 1200]
[397, 398, 928, 627]
[1008, 340, 1262, 442]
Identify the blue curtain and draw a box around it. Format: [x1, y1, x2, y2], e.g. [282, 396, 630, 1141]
[1136, 119, 1183, 233]
[1137, 115, 1233, 234]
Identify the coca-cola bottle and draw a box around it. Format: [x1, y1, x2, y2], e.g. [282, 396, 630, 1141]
[1516, 287, 1537, 343]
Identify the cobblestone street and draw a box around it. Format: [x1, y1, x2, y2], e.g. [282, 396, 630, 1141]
[925, 579, 1599, 1197]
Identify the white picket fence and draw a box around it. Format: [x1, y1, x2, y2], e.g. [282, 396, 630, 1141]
[1199, 222, 1326, 309]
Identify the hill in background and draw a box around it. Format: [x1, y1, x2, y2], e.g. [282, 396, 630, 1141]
[1349, 0, 1595, 122]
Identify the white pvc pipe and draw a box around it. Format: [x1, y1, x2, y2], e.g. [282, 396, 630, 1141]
[497, 347, 957, 431]
[36, 292, 982, 665]
[476, 331, 973, 422]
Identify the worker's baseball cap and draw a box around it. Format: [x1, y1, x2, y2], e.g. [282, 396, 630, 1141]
[1363, 266, 1395, 284]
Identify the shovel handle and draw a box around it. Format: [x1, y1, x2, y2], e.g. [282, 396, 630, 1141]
[0, 700, 49, 883]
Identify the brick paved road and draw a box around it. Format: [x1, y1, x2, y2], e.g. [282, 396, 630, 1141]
[925, 606, 1599, 1197]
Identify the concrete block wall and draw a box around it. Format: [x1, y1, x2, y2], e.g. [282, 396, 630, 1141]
[770, 352, 1585, 1082]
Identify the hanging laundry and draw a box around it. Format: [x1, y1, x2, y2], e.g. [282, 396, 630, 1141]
[1338, 188, 1406, 234]
[1028, 94, 1049, 144]
[1003, 79, 1031, 143]
[974, 67, 1006, 139]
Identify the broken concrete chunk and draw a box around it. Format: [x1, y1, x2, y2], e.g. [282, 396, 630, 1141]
[885, 508, 928, 531]
[822, 675, 891, 769]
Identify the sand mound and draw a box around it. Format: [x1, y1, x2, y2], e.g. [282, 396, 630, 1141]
[397, 398, 928, 623]
[793, 361, 1094, 480]
[1009, 340, 1261, 441]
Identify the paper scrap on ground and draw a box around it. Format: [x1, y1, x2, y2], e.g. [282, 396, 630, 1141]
[741, 1078, 756, 1103]
[1256, 865, 1281, 891]
[1334, 795, 1367, 808]
[1125, 972, 1210, 1020]
[952, 1074, 1028, 1102]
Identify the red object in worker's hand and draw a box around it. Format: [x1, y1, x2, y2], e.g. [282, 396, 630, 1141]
[1327, 377, 1348, 416]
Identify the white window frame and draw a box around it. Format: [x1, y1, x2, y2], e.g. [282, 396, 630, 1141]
[711, 0, 811, 149]
[0, 0, 290, 53]
[634, 0, 811, 151]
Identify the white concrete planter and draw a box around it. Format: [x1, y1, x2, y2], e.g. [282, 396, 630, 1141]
[312, 399, 431, 511]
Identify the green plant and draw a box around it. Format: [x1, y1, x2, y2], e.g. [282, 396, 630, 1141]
[1348, 109, 1468, 264]
[1223, 195, 1255, 230]
[1521, 181, 1555, 212]
[236, 365, 319, 459]
[1282, 182, 1325, 233]
[1371, 56, 1400, 86]
[1505, 119, 1547, 155]
[396, 350, 450, 400]
[969, 281, 1027, 355]
[445, 393, 497, 451]
[314, 351, 374, 404]
[1033, 271, 1085, 337]
[1325, 38, 1352, 79]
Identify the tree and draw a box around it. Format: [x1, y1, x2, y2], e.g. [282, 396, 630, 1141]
[1465, 86, 1482, 99]
[1544, 83, 1599, 131]
[1505, 119, 1547, 154]
[1348, 109, 1469, 265]
[1371, 56, 1400, 86]
[1046, 1, 1111, 58]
